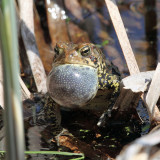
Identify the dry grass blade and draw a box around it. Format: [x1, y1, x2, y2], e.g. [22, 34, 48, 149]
[0, 51, 4, 108]
[145, 63, 160, 124]
[18, 0, 47, 93]
[0, 50, 31, 108]
[105, 0, 139, 75]
[19, 77, 31, 100]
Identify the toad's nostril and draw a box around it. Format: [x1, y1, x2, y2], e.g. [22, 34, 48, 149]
[47, 64, 98, 108]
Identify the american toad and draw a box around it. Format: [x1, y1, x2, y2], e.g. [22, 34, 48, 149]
[42, 42, 121, 131]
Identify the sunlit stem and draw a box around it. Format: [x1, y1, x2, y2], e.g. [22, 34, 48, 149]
[0, 0, 25, 160]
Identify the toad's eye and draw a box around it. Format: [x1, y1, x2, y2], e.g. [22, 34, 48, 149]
[80, 46, 90, 57]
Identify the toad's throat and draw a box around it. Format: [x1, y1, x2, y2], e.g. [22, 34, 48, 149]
[47, 64, 99, 108]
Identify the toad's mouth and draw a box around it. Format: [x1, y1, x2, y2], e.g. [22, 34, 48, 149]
[47, 64, 99, 108]
[52, 60, 98, 69]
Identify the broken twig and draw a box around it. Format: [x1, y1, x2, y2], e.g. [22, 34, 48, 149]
[145, 63, 160, 124]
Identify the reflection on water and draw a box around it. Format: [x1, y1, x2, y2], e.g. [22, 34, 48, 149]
[144, 0, 157, 70]
[118, 0, 158, 71]
[47, 3, 68, 20]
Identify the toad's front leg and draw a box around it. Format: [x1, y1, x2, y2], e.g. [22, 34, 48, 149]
[43, 94, 62, 136]
[97, 73, 121, 127]
[43, 94, 73, 146]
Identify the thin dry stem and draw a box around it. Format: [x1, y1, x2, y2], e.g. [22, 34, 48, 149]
[19, 0, 47, 93]
[105, 0, 139, 75]
[145, 63, 160, 122]
[19, 77, 31, 100]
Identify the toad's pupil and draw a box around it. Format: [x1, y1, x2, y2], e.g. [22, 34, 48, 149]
[54, 47, 59, 54]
